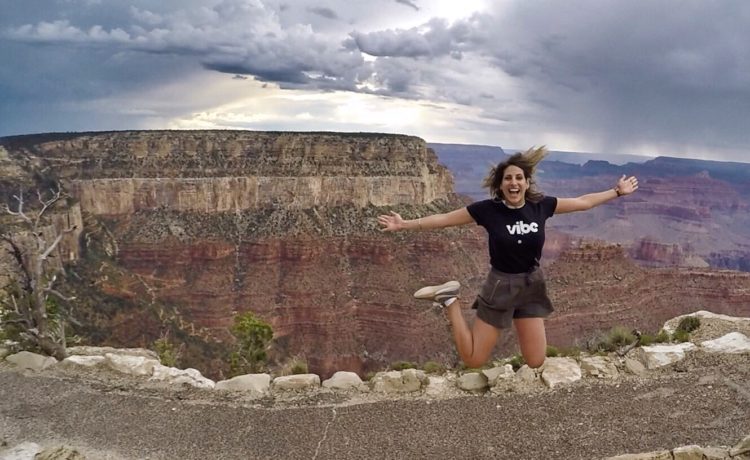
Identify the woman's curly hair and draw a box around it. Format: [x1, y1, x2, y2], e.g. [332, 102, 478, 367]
[482, 146, 548, 202]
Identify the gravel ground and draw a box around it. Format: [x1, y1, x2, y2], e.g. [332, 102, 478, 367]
[1, 348, 749, 460]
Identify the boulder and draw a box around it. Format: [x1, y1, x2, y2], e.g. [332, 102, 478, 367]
[371, 369, 427, 393]
[104, 353, 159, 376]
[635, 343, 696, 369]
[150, 364, 215, 389]
[541, 357, 582, 388]
[59, 355, 106, 368]
[36, 446, 86, 460]
[322, 371, 362, 390]
[700, 332, 750, 354]
[272, 374, 321, 391]
[424, 375, 452, 398]
[671, 445, 705, 460]
[624, 358, 647, 376]
[215, 374, 271, 394]
[515, 365, 539, 384]
[580, 356, 619, 379]
[663, 310, 750, 334]
[482, 364, 514, 385]
[457, 372, 488, 391]
[6, 351, 57, 372]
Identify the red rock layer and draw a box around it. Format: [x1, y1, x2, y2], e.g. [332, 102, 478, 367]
[114, 231, 488, 378]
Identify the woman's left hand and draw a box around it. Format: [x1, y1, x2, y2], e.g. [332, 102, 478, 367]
[616, 174, 639, 196]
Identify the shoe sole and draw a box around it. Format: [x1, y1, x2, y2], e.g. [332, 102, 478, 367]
[413, 280, 460, 300]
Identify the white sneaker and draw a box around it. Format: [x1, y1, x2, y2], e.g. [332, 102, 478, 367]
[413, 281, 460, 307]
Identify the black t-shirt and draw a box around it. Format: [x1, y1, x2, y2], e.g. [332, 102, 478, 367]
[466, 196, 557, 274]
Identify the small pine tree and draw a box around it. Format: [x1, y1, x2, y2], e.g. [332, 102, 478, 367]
[228, 311, 273, 377]
[153, 332, 180, 368]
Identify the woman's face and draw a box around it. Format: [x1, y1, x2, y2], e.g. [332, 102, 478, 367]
[500, 165, 528, 205]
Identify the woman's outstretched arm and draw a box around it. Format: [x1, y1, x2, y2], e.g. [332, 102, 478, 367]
[378, 207, 474, 232]
[556, 174, 639, 214]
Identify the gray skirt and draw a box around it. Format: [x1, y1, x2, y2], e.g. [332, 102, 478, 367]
[471, 266, 554, 329]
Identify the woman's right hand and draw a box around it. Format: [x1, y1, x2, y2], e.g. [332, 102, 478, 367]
[377, 211, 405, 232]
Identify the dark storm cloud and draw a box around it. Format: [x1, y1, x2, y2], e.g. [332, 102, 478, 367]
[471, 1, 750, 153]
[1, 0, 749, 160]
[2, 0, 365, 93]
[308, 7, 338, 20]
[347, 1, 750, 157]
[350, 18, 471, 57]
[395, 0, 419, 11]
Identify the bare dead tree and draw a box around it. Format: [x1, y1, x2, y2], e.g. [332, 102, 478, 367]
[1, 185, 77, 359]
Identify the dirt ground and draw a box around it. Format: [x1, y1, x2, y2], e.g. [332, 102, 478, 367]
[1, 346, 749, 460]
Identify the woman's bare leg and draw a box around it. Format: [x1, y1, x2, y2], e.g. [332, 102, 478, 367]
[445, 301, 500, 368]
[513, 317, 547, 368]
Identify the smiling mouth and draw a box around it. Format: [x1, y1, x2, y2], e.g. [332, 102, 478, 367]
[508, 188, 521, 197]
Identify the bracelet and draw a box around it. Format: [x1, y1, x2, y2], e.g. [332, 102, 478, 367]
[417, 218, 423, 230]
[614, 187, 623, 197]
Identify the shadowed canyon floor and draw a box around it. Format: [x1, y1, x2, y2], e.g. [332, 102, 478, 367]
[1, 349, 749, 460]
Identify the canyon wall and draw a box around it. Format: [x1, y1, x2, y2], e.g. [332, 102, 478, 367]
[0, 131, 485, 378]
[430, 143, 750, 271]
[2, 132, 748, 379]
[542, 241, 750, 352]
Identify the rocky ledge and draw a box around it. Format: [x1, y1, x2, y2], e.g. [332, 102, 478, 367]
[2, 310, 749, 459]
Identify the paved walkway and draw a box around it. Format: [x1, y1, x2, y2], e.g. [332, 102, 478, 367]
[1, 352, 749, 459]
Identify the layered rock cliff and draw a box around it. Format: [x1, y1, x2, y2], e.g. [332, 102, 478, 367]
[537, 241, 750, 355]
[0, 131, 487, 378]
[3, 132, 748, 380]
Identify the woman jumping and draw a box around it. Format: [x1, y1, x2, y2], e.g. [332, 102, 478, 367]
[378, 146, 639, 368]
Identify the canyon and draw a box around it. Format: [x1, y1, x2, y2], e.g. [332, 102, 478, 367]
[1, 131, 748, 379]
[431, 143, 750, 271]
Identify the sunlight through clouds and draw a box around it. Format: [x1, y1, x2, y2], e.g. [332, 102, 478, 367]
[2, 0, 749, 161]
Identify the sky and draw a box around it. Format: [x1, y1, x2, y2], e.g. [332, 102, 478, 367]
[1, 0, 749, 163]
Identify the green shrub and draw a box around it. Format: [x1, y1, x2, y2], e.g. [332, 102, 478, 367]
[508, 354, 526, 371]
[290, 359, 308, 375]
[422, 361, 446, 375]
[545, 345, 559, 357]
[672, 329, 690, 343]
[273, 355, 310, 376]
[390, 361, 418, 371]
[558, 346, 582, 358]
[228, 311, 273, 377]
[655, 329, 670, 343]
[606, 327, 637, 349]
[586, 326, 637, 353]
[153, 335, 180, 368]
[640, 329, 670, 346]
[676, 316, 701, 333]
